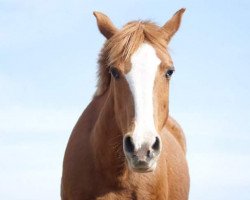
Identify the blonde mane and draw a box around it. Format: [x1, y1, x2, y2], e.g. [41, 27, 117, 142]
[95, 21, 167, 96]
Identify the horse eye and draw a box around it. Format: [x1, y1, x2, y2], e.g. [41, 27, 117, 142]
[109, 67, 120, 79]
[165, 68, 175, 78]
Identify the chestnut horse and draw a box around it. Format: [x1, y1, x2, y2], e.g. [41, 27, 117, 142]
[61, 8, 189, 200]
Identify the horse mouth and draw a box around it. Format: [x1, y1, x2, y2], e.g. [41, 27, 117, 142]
[127, 160, 157, 173]
[131, 166, 154, 173]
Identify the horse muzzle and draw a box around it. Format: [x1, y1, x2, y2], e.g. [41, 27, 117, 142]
[123, 135, 161, 173]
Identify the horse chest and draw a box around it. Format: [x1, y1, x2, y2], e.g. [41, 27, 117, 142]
[95, 189, 168, 200]
[93, 177, 168, 200]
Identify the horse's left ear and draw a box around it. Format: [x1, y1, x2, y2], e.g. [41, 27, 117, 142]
[161, 8, 185, 43]
[93, 11, 118, 39]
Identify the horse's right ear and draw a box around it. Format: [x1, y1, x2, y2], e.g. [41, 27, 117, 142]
[93, 11, 118, 39]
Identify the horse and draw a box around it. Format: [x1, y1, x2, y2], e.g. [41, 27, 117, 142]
[61, 8, 189, 200]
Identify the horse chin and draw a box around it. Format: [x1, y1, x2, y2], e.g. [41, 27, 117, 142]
[131, 167, 154, 173]
[127, 161, 157, 173]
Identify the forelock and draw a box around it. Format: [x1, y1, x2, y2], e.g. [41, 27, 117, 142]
[104, 21, 166, 67]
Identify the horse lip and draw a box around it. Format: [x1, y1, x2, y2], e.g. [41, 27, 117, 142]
[127, 160, 156, 173]
[130, 165, 154, 173]
[124, 152, 158, 173]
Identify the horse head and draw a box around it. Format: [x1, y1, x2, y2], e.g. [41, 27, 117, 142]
[94, 9, 185, 173]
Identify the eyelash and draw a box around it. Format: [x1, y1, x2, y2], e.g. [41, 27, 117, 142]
[165, 69, 175, 78]
[164, 65, 175, 78]
[109, 67, 120, 79]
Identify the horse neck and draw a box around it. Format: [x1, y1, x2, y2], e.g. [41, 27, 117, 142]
[91, 88, 127, 180]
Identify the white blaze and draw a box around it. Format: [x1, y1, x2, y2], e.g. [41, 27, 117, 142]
[126, 43, 161, 149]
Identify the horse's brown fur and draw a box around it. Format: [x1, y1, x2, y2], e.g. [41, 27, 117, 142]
[61, 8, 189, 200]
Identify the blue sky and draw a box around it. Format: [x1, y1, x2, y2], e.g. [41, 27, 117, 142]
[1, 0, 250, 199]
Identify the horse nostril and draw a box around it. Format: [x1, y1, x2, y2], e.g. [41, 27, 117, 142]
[152, 136, 160, 152]
[147, 150, 151, 158]
[124, 136, 135, 153]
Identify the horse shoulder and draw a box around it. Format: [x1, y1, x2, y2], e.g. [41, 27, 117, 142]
[161, 117, 190, 200]
[61, 94, 108, 199]
[165, 116, 187, 153]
